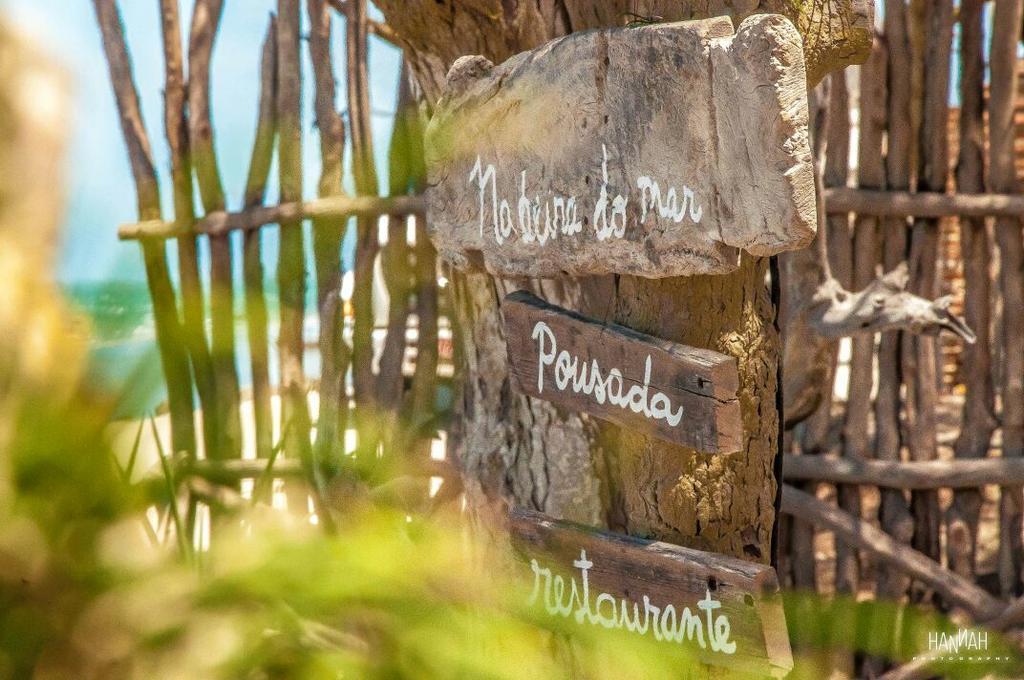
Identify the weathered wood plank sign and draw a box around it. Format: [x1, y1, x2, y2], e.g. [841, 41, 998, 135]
[509, 508, 793, 677]
[425, 14, 815, 278]
[503, 291, 741, 454]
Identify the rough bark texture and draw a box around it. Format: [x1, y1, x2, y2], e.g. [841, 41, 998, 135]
[376, 0, 873, 563]
[376, 0, 871, 101]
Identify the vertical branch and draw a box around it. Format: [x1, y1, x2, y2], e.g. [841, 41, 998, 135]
[799, 72, 852, 455]
[838, 36, 886, 602]
[276, 0, 314, 501]
[905, 0, 952, 583]
[159, 0, 217, 459]
[948, 0, 995, 588]
[347, 0, 381, 471]
[92, 0, 196, 457]
[990, 0, 1024, 598]
[377, 62, 418, 461]
[308, 0, 350, 477]
[874, 0, 914, 604]
[242, 16, 278, 472]
[188, 0, 241, 461]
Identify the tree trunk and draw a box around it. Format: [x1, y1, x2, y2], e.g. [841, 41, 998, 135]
[375, 1, 872, 561]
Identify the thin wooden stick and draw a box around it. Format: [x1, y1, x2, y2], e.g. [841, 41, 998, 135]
[188, 0, 241, 462]
[836, 38, 885, 603]
[871, 0, 914, 616]
[948, 0, 995, 589]
[242, 16, 278, 467]
[781, 484, 1004, 621]
[348, 0, 380, 471]
[159, 0, 217, 459]
[824, 187, 1024, 217]
[402, 76, 437, 469]
[377, 62, 417, 460]
[92, 0, 195, 458]
[904, 0, 952, 582]
[308, 0, 350, 479]
[276, 0, 314, 511]
[119, 193, 427, 240]
[991, 0, 1024, 599]
[783, 455, 1024, 490]
[184, 457, 454, 483]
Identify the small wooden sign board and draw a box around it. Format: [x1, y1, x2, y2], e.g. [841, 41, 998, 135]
[509, 508, 793, 677]
[503, 291, 741, 454]
[425, 14, 816, 279]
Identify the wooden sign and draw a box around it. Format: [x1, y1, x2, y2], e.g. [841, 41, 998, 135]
[509, 508, 793, 677]
[424, 14, 816, 279]
[502, 291, 741, 454]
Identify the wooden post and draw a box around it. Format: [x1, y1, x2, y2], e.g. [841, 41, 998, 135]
[990, 0, 1024, 598]
[308, 0, 350, 477]
[377, 63, 417, 461]
[346, 0, 382, 472]
[375, 0, 873, 570]
[948, 0, 995, 589]
[837, 31, 886, 609]
[276, 0, 314, 507]
[874, 0, 914, 605]
[158, 0, 217, 460]
[188, 0, 242, 462]
[241, 18, 278, 468]
[92, 0, 196, 460]
[904, 1, 953, 586]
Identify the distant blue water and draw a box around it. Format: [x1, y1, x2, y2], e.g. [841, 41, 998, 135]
[68, 279, 326, 419]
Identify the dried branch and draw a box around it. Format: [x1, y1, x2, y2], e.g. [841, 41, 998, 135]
[92, 0, 196, 456]
[348, 0, 381, 471]
[188, 0, 242, 461]
[159, 0, 216, 459]
[377, 62, 417, 454]
[824, 187, 1024, 217]
[242, 16, 278, 467]
[783, 455, 1024, 490]
[119, 194, 426, 240]
[781, 484, 1004, 621]
[93, 0, 161, 220]
[991, 0, 1024, 598]
[369, 20, 399, 45]
[308, 0, 350, 475]
[276, 0, 315, 504]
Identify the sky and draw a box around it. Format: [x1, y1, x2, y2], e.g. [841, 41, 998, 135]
[3, 0, 401, 284]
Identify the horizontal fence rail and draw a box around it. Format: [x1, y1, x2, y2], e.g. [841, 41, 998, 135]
[823, 187, 1024, 218]
[783, 455, 1024, 489]
[119, 193, 428, 239]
